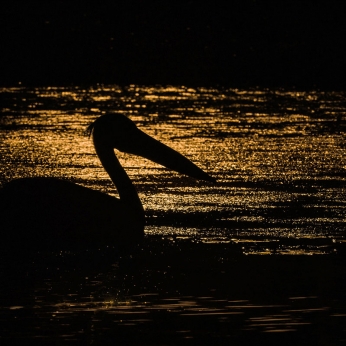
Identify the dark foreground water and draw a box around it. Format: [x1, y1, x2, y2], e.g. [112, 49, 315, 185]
[0, 86, 345, 344]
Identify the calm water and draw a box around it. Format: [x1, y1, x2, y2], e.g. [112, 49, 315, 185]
[0, 85, 345, 344]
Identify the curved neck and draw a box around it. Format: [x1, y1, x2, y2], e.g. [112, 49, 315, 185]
[94, 141, 143, 214]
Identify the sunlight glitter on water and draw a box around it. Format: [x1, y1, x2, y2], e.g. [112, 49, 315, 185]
[0, 85, 345, 255]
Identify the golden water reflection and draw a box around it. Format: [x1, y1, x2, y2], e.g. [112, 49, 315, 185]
[0, 85, 345, 255]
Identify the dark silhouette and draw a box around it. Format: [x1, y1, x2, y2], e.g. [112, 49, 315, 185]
[0, 114, 214, 251]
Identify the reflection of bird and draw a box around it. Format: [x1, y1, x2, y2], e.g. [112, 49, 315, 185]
[0, 114, 215, 250]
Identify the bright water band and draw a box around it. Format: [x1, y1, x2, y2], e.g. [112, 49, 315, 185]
[0, 85, 344, 255]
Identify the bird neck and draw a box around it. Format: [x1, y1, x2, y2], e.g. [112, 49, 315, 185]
[94, 142, 143, 213]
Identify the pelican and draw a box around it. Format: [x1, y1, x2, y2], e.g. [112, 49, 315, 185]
[0, 114, 215, 251]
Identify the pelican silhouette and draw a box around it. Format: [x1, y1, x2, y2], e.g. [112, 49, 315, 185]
[0, 114, 215, 251]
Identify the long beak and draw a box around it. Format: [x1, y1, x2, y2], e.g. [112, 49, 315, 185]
[121, 129, 216, 183]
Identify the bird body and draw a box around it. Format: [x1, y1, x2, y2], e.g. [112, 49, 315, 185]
[0, 114, 214, 251]
[0, 177, 140, 248]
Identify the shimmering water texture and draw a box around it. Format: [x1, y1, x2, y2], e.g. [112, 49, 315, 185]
[0, 86, 346, 344]
[1, 86, 345, 255]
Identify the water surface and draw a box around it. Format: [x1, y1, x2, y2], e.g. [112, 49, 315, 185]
[0, 85, 345, 344]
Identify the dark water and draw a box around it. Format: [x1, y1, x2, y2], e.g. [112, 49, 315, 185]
[0, 86, 345, 344]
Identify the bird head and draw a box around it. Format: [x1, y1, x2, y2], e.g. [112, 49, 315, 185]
[88, 114, 216, 183]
